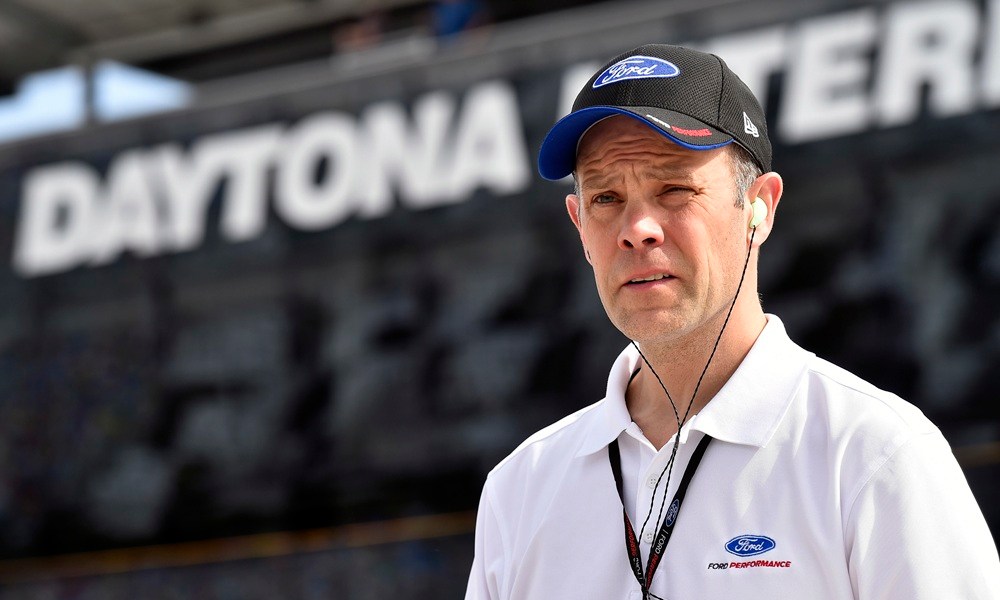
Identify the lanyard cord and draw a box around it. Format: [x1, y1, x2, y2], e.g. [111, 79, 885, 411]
[609, 434, 712, 599]
[617, 226, 756, 597]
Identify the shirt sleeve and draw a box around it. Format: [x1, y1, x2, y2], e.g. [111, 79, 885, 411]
[466, 480, 505, 600]
[845, 430, 1000, 599]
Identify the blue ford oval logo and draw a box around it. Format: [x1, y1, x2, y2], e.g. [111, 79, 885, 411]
[725, 535, 776, 557]
[664, 498, 680, 527]
[593, 56, 680, 88]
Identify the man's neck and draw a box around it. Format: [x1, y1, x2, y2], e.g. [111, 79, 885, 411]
[625, 311, 767, 450]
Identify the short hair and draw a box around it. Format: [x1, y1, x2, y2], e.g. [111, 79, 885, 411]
[729, 143, 762, 207]
[571, 143, 763, 213]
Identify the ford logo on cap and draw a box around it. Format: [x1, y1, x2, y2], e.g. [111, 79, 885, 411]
[725, 535, 776, 557]
[593, 56, 680, 88]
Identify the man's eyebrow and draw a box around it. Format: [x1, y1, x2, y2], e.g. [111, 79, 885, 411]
[578, 166, 694, 191]
[578, 172, 618, 191]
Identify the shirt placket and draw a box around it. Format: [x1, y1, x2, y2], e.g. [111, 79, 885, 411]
[634, 433, 680, 563]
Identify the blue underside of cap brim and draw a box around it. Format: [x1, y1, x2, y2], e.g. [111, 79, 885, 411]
[537, 106, 734, 181]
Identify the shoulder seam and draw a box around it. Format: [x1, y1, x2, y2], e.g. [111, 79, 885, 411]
[809, 363, 884, 402]
[490, 400, 603, 475]
[809, 365, 919, 428]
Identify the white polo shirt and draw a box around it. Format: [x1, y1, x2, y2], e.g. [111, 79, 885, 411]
[466, 315, 1000, 599]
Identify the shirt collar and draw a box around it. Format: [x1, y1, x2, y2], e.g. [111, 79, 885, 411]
[690, 315, 813, 448]
[575, 343, 640, 457]
[576, 314, 813, 457]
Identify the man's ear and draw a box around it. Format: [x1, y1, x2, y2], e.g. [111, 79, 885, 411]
[565, 193, 591, 264]
[747, 172, 783, 247]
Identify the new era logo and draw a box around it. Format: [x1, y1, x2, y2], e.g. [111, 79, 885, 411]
[743, 112, 759, 138]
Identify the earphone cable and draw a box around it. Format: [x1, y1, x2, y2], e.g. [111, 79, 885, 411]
[630, 225, 757, 550]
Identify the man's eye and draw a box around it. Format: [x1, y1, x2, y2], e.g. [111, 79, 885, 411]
[593, 194, 618, 204]
[661, 186, 690, 196]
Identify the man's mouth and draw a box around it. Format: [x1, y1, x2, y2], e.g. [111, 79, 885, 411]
[627, 273, 674, 284]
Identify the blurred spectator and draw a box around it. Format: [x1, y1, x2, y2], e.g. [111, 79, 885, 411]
[333, 11, 386, 53]
[431, 0, 489, 40]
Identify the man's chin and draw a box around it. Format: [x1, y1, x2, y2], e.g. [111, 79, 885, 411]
[611, 311, 694, 345]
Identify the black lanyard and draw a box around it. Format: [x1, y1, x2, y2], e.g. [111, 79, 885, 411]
[608, 433, 712, 598]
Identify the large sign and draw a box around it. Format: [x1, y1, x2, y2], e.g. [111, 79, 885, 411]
[11, 0, 1000, 278]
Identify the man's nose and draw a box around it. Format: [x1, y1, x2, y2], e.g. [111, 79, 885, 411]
[619, 208, 665, 250]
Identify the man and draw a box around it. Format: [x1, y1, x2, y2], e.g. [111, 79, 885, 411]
[465, 44, 1000, 599]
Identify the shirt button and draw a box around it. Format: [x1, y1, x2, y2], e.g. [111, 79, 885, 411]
[643, 531, 655, 543]
[647, 476, 657, 489]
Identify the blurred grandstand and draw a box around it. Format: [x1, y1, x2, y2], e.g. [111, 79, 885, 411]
[0, 0, 997, 598]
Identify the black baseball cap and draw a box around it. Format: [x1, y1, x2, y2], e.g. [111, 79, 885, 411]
[537, 44, 771, 180]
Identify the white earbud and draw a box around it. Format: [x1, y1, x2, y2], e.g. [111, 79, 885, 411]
[749, 197, 767, 229]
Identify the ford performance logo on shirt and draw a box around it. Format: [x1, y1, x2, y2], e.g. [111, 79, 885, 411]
[725, 535, 776, 557]
[593, 56, 680, 88]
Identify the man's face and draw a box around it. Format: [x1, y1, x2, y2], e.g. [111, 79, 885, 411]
[568, 116, 752, 346]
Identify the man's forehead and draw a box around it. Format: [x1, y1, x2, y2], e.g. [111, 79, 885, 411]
[577, 115, 664, 155]
[576, 116, 725, 181]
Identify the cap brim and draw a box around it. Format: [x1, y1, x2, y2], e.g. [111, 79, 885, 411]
[537, 106, 734, 181]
